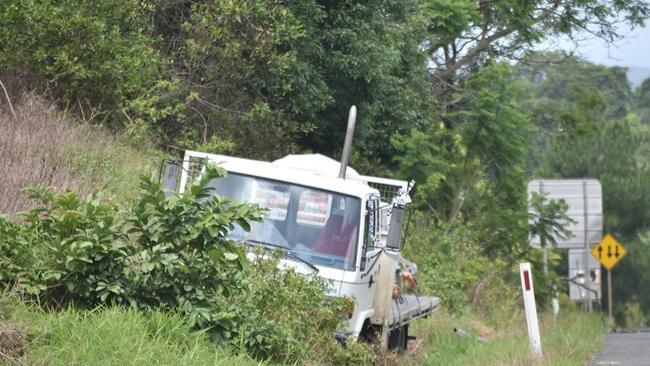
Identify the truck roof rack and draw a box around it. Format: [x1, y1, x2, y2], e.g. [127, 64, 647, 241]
[354, 175, 409, 203]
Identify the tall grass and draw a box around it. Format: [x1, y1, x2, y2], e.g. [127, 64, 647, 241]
[0, 90, 155, 216]
[1, 298, 261, 366]
[403, 307, 606, 366]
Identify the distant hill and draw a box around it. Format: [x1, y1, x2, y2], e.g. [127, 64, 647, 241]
[627, 66, 650, 89]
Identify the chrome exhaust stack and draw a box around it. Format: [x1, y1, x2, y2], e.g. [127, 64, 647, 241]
[338, 105, 357, 179]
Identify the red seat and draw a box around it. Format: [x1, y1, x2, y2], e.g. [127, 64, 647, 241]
[313, 215, 353, 257]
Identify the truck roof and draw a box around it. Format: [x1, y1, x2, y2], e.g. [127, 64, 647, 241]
[181, 150, 380, 198]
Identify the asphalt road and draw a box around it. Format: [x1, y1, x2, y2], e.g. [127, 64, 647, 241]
[592, 330, 650, 366]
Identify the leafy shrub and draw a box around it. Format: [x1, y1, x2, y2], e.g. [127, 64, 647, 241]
[1, 188, 132, 306]
[123, 166, 262, 325]
[402, 218, 517, 315]
[0, 215, 34, 287]
[215, 251, 374, 364]
[0, 0, 161, 126]
[122, 167, 371, 363]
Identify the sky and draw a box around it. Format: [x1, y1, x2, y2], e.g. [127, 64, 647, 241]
[544, 24, 650, 68]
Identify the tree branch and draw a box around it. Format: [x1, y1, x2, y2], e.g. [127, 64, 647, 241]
[434, 26, 515, 81]
[0, 78, 17, 119]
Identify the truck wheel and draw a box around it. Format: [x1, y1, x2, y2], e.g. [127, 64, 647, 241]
[387, 324, 408, 353]
[359, 320, 379, 344]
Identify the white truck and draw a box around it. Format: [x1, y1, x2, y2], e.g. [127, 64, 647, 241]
[162, 106, 439, 351]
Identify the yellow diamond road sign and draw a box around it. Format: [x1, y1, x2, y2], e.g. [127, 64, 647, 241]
[592, 234, 627, 270]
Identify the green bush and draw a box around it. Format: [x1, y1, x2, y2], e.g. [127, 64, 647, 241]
[217, 251, 373, 364]
[0, 188, 132, 305]
[402, 218, 518, 317]
[0, 215, 34, 287]
[123, 166, 262, 326]
[0, 0, 162, 126]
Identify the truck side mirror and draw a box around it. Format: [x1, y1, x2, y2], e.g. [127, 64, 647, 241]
[162, 161, 181, 197]
[386, 206, 405, 250]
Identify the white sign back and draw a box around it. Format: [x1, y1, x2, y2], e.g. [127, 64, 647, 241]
[528, 179, 603, 249]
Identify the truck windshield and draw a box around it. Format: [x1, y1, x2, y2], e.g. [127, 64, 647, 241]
[207, 173, 361, 271]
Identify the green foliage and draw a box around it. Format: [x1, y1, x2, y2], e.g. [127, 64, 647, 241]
[0, 0, 162, 126]
[3, 0, 645, 175]
[1, 301, 260, 366]
[454, 63, 530, 176]
[0, 0, 434, 164]
[402, 218, 516, 314]
[528, 192, 575, 248]
[519, 52, 632, 122]
[213, 251, 373, 364]
[611, 230, 650, 327]
[391, 125, 450, 210]
[395, 62, 531, 256]
[150, 0, 319, 157]
[558, 87, 607, 138]
[0, 215, 34, 287]
[124, 165, 262, 323]
[294, 0, 433, 163]
[2, 188, 132, 305]
[453, 64, 531, 257]
[426, 0, 478, 46]
[154, 0, 434, 163]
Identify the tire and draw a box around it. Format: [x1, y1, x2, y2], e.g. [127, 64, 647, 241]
[387, 324, 408, 353]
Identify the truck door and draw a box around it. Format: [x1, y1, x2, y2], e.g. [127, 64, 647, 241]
[354, 196, 383, 316]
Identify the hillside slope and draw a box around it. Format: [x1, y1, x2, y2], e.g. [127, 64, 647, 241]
[0, 91, 154, 215]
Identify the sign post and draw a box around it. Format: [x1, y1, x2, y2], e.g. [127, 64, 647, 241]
[567, 249, 601, 302]
[591, 234, 627, 326]
[520, 262, 542, 357]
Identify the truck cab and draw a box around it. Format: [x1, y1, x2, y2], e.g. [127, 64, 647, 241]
[170, 150, 439, 350]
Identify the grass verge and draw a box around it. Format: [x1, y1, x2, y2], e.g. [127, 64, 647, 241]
[0, 297, 260, 366]
[402, 307, 606, 366]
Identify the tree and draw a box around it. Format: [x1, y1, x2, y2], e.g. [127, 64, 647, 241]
[394, 62, 532, 255]
[536, 119, 650, 239]
[613, 229, 650, 326]
[634, 78, 650, 124]
[518, 52, 631, 124]
[149, 0, 434, 163]
[528, 192, 575, 274]
[0, 0, 161, 126]
[426, 0, 648, 100]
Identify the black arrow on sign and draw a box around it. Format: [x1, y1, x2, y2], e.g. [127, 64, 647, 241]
[607, 245, 612, 258]
[615, 246, 620, 258]
[598, 246, 603, 259]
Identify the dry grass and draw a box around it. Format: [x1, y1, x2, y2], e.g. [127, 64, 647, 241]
[0, 76, 153, 216]
[0, 91, 91, 215]
[0, 321, 25, 362]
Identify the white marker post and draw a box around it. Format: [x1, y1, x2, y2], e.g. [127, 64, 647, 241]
[520, 262, 543, 357]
